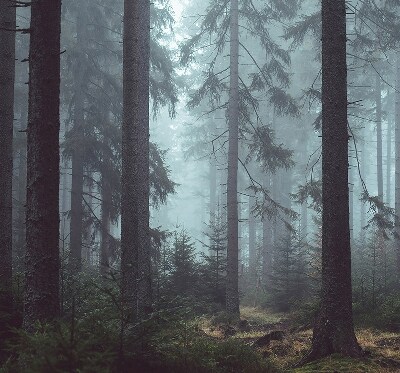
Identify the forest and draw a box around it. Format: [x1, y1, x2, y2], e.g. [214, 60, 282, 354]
[0, 0, 400, 372]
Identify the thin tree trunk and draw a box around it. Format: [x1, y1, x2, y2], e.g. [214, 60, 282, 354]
[376, 72, 383, 202]
[360, 129, 366, 246]
[305, 0, 362, 360]
[349, 153, 354, 241]
[100, 175, 111, 276]
[15, 104, 27, 270]
[0, 0, 16, 336]
[226, 0, 240, 316]
[209, 157, 217, 250]
[121, 0, 152, 319]
[69, 12, 87, 273]
[395, 52, 400, 287]
[248, 194, 256, 280]
[262, 174, 272, 289]
[60, 121, 70, 246]
[24, 0, 62, 329]
[386, 114, 392, 206]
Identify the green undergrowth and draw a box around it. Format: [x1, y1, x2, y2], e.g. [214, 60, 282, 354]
[291, 355, 383, 373]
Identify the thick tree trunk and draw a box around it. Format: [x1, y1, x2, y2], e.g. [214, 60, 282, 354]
[306, 0, 362, 361]
[69, 12, 87, 273]
[395, 52, 400, 286]
[0, 0, 16, 337]
[121, 0, 152, 319]
[226, 0, 240, 316]
[24, 0, 61, 329]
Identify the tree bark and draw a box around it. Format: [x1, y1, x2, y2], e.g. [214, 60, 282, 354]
[226, 0, 240, 316]
[305, 0, 362, 361]
[0, 0, 16, 335]
[24, 0, 62, 329]
[121, 0, 152, 319]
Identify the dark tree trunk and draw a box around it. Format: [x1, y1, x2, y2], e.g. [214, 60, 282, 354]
[24, 0, 62, 329]
[0, 0, 16, 337]
[305, 0, 362, 361]
[69, 12, 87, 273]
[226, 0, 240, 316]
[121, 0, 152, 319]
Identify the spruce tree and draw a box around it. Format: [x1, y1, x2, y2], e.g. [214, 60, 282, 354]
[24, 0, 62, 328]
[306, 0, 362, 360]
[0, 0, 16, 340]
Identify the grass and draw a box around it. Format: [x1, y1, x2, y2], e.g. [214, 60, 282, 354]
[240, 307, 284, 325]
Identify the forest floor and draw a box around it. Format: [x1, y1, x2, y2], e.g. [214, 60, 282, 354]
[198, 307, 400, 372]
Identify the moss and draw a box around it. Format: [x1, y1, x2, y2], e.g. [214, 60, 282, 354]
[291, 355, 383, 373]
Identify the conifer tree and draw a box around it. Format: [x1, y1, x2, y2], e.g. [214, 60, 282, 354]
[180, 0, 299, 316]
[24, 0, 62, 328]
[306, 0, 362, 360]
[121, 0, 152, 319]
[0, 0, 16, 339]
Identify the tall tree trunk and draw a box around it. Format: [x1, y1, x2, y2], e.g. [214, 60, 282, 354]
[15, 104, 27, 270]
[386, 114, 392, 206]
[60, 121, 70, 248]
[376, 72, 383, 202]
[306, 0, 362, 360]
[121, 0, 152, 319]
[360, 129, 366, 246]
[248, 194, 256, 280]
[0, 0, 16, 338]
[226, 0, 240, 316]
[24, 0, 62, 329]
[209, 157, 217, 250]
[395, 52, 400, 286]
[349, 153, 354, 241]
[69, 12, 87, 273]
